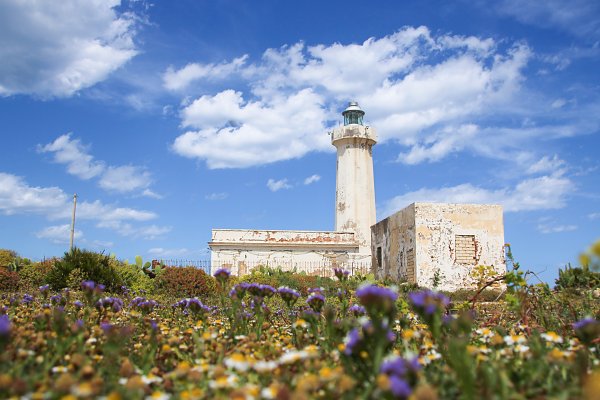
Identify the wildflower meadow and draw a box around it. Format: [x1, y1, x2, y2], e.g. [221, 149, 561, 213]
[0, 244, 599, 399]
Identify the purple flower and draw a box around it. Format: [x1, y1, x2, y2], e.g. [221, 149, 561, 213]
[573, 317, 600, 344]
[0, 314, 11, 338]
[389, 376, 412, 398]
[278, 287, 300, 307]
[213, 268, 231, 282]
[21, 294, 34, 304]
[408, 290, 450, 316]
[349, 304, 366, 316]
[96, 297, 124, 313]
[356, 285, 398, 317]
[100, 321, 114, 334]
[573, 317, 596, 330]
[333, 267, 351, 281]
[344, 328, 361, 356]
[73, 300, 84, 309]
[307, 293, 325, 313]
[39, 284, 50, 293]
[81, 280, 95, 292]
[230, 282, 250, 299]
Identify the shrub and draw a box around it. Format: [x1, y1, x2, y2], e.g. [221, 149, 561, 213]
[0, 268, 19, 292]
[0, 249, 17, 267]
[45, 248, 122, 291]
[114, 261, 155, 295]
[155, 266, 216, 299]
[18, 260, 55, 291]
[555, 264, 600, 291]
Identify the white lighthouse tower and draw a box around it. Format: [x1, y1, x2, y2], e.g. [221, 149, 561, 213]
[331, 102, 377, 255]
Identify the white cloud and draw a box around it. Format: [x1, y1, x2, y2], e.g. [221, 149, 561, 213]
[537, 221, 578, 234]
[148, 247, 190, 257]
[0, 172, 162, 239]
[39, 134, 157, 196]
[551, 98, 567, 109]
[380, 171, 574, 218]
[99, 165, 152, 193]
[526, 155, 566, 174]
[36, 224, 82, 244]
[205, 192, 228, 201]
[37, 133, 105, 179]
[0, 173, 69, 215]
[163, 55, 248, 91]
[173, 89, 330, 168]
[304, 174, 321, 185]
[267, 178, 292, 192]
[0, 0, 140, 98]
[588, 212, 600, 220]
[398, 124, 479, 164]
[496, 0, 600, 39]
[169, 27, 534, 168]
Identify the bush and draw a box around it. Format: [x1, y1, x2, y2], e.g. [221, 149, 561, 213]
[0, 249, 17, 267]
[45, 248, 123, 291]
[555, 264, 600, 291]
[155, 266, 216, 299]
[0, 267, 19, 292]
[18, 260, 55, 291]
[113, 261, 155, 295]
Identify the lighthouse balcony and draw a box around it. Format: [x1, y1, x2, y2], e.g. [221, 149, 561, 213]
[331, 124, 377, 144]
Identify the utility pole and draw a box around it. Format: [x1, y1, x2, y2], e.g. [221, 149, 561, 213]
[70, 193, 77, 252]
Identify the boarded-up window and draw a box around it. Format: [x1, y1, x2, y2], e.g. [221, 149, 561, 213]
[406, 248, 415, 282]
[376, 247, 382, 269]
[455, 235, 476, 265]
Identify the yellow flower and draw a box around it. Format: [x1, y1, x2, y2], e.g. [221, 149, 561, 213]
[376, 374, 390, 390]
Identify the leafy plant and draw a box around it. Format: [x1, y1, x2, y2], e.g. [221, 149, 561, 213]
[45, 248, 122, 291]
[0, 249, 17, 268]
[555, 263, 600, 290]
[154, 266, 216, 298]
[0, 268, 19, 292]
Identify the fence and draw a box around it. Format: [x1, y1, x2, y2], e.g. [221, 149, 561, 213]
[153, 259, 372, 277]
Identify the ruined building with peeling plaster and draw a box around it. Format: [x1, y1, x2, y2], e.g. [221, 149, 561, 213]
[209, 103, 505, 290]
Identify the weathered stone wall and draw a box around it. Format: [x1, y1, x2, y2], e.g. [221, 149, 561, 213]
[371, 203, 505, 291]
[371, 204, 417, 282]
[209, 229, 369, 276]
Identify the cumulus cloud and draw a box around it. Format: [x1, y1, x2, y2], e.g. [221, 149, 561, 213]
[163, 55, 249, 91]
[0, 0, 140, 98]
[380, 171, 574, 218]
[0, 172, 163, 239]
[36, 224, 82, 244]
[304, 174, 321, 185]
[168, 27, 536, 168]
[267, 178, 292, 192]
[37, 133, 105, 179]
[173, 89, 330, 168]
[39, 134, 156, 196]
[99, 165, 152, 193]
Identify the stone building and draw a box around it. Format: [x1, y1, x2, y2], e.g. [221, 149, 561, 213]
[371, 203, 505, 291]
[209, 102, 506, 289]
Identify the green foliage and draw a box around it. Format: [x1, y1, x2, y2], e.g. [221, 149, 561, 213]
[18, 260, 55, 291]
[0, 249, 17, 267]
[239, 265, 340, 295]
[45, 248, 123, 291]
[113, 260, 155, 294]
[155, 266, 217, 299]
[0, 267, 19, 291]
[555, 263, 600, 290]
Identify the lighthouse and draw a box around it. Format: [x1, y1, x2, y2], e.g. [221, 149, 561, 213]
[331, 102, 377, 255]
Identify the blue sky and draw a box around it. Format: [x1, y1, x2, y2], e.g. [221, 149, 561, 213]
[0, 0, 599, 283]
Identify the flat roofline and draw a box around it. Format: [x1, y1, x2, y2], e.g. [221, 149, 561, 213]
[410, 202, 503, 208]
[211, 228, 356, 234]
[208, 241, 359, 249]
